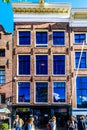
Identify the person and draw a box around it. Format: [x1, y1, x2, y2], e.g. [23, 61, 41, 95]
[13, 114, 24, 130]
[67, 116, 78, 130]
[48, 116, 56, 130]
[78, 115, 87, 130]
[25, 116, 35, 130]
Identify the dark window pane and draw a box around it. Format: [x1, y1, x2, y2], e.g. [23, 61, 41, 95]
[75, 52, 86, 68]
[36, 82, 48, 102]
[53, 31, 65, 45]
[18, 82, 30, 102]
[53, 55, 65, 75]
[0, 49, 5, 57]
[36, 55, 48, 75]
[36, 32, 48, 46]
[53, 82, 66, 102]
[18, 55, 30, 75]
[75, 34, 86, 44]
[19, 31, 31, 45]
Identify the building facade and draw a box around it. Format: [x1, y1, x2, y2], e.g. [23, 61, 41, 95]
[0, 25, 12, 109]
[12, 0, 87, 127]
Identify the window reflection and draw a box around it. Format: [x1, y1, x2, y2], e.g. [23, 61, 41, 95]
[18, 82, 30, 103]
[76, 77, 87, 108]
[53, 82, 66, 102]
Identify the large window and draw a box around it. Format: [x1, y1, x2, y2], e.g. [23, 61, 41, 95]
[0, 66, 5, 84]
[75, 52, 86, 68]
[18, 82, 30, 103]
[74, 33, 86, 44]
[18, 55, 30, 75]
[18, 31, 31, 45]
[53, 82, 66, 102]
[36, 32, 48, 47]
[53, 55, 65, 75]
[76, 77, 87, 108]
[36, 55, 48, 75]
[36, 82, 48, 102]
[53, 31, 65, 45]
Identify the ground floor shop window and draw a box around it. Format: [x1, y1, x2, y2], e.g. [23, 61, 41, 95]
[35, 82, 48, 102]
[18, 82, 30, 102]
[53, 82, 66, 102]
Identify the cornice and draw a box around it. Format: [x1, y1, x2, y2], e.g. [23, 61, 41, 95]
[12, 2, 71, 14]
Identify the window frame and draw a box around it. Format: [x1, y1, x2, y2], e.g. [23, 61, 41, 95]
[0, 49, 5, 57]
[35, 30, 48, 47]
[75, 51, 87, 69]
[52, 30, 65, 46]
[52, 81, 66, 103]
[35, 54, 48, 76]
[17, 54, 31, 76]
[17, 81, 31, 103]
[76, 76, 87, 108]
[0, 66, 5, 84]
[52, 54, 66, 75]
[17, 30, 31, 46]
[34, 81, 48, 103]
[74, 32, 87, 44]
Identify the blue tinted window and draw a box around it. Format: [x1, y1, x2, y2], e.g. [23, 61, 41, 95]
[36, 32, 47, 46]
[75, 34, 86, 44]
[76, 77, 87, 108]
[19, 31, 31, 45]
[53, 31, 65, 45]
[75, 52, 86, 68]
[36, 55, 48, 75]
[36, 82, 48, 102]
[53, 82, 66, 102]
[53, 55, 65, 75]
[18, 82, 30, 102]
[0, 66, 5, 84]
[18, 55, 30, 75]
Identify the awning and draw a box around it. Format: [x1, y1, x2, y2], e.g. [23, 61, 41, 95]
[0, 108, 11, 114]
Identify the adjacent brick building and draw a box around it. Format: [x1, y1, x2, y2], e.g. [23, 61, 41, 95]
[0, 25, 12, 108]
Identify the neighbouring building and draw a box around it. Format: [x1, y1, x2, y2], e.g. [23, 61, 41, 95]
[12, 0, 87, 128]
[0, 25, 12, 108]
[0, 25, 12, 128]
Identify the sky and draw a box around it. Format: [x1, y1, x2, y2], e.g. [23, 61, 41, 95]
[0, 0, 87, 33]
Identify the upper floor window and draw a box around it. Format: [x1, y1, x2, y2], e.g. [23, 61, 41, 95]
[0, 66, 5, 84]
[18, 82, 30, 103]
[53, 82, 66, 102]
[53, 31, 65, 45]
[53, 55, 65, 75]
[74, 33, 86, 44]
[36, 55, 48, 75]
[18, 31, 31, 45]
[0, 93, 5, 104]
[0, 49, 5, 57]
[36, 32, 48, 47]
[35, 82, 48, 102]
[76, 77, 87, 108]
[75, 52, 86, 68]
[18, 55, 30, 75]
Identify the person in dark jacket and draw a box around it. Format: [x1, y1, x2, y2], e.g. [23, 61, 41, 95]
[78, 115, 87, 130]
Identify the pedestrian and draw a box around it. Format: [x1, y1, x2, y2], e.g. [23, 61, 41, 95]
[48, 116, 56, 130]
[25, 116, 35, 130]
[78, 115, 87, 130]
[13, 114, 24, 130]
[67, 116, 78, 130]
